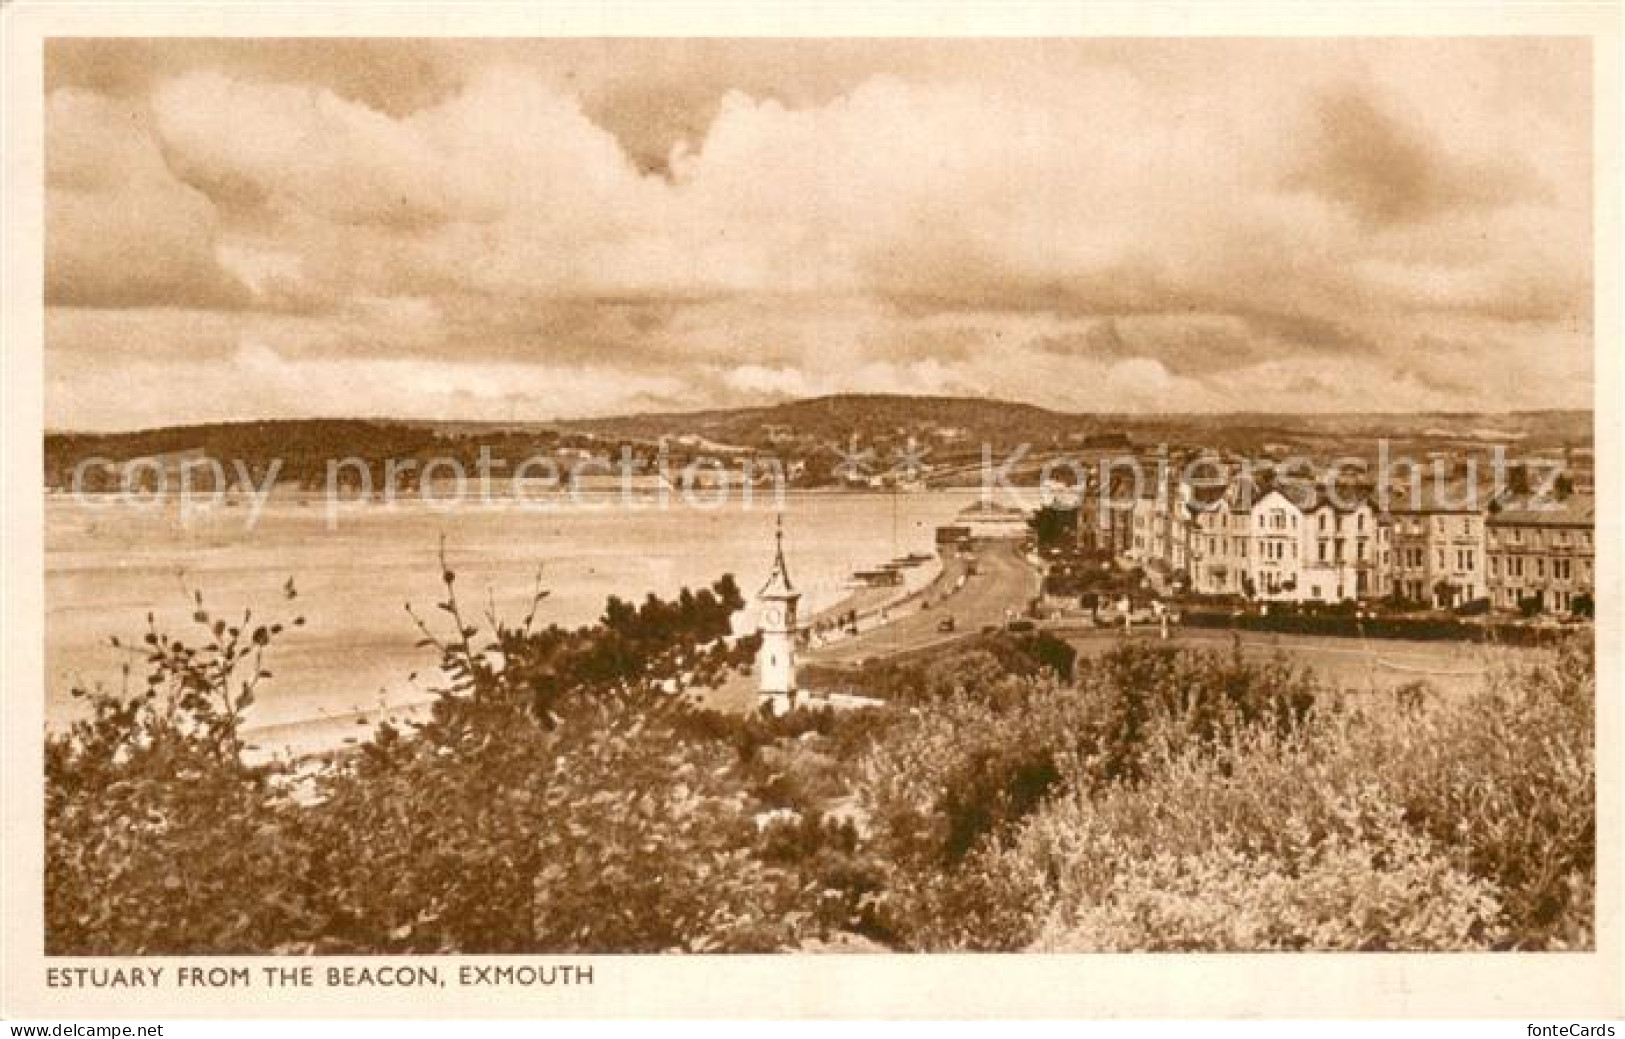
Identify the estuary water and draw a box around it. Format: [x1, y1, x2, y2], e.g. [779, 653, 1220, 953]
[46, 490, 981, 752]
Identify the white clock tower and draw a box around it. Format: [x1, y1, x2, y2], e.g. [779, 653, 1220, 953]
[757, 515, 801, 701]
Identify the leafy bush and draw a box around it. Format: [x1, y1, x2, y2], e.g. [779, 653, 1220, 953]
[1031, 808, 1505, 952]
[1010, 638, 1593, 952]
[300, 695, 812, 953]
[856, 632, 1078, 707]
[1086, 640, 1317, 786]
[45, 562, 1593, 955]
[46, 588, 310, 953]
[848, 675, 1071, 949]
[46, 567, 815, 955]
[1344, 639, 1595, 948]
[1019, 731, 1507, 951]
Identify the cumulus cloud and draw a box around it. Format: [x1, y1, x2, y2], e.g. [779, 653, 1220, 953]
[1288, 87, 1544, 229]
[46, 90, 250, 309]
[43, 38, 1592, 429]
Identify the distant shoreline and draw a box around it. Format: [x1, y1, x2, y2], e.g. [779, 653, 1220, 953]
[40, 395, 1598, 442]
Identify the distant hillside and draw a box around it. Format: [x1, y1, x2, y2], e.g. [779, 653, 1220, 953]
[554, 394, 1593, 452]
[45, 419, 564, 490]
[555, 394, 1082, 446]
[44, 395, 1594, 490]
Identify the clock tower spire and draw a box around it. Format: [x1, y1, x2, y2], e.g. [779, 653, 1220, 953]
[757, 514, 801, 705]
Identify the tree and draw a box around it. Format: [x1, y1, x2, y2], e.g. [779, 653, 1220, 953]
[46, 585, 310, 953]
[1028, 505, 1079, 550]
[45, 563, 806, 955]
[1507, 464, 1531, 495]
[1433, 580, 1458, 610]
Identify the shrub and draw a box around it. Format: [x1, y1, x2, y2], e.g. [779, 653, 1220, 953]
[288, 561, 818, 954]
[1008, 637, 1593, 952]
[1087, 640, 1317, 786]
[848, 632, 1079, 707]
[1031, 811, 1505, 952]
[851, 675, 1086, 949]
[46, 588, 312, 954]
[1020, 731, 1507, 951]
[1345, 638, 1595, 948]
[46, 569, 817, 955]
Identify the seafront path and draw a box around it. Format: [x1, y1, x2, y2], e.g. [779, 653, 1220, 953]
[801, 536, 1517, 700]
[804, 538, 1041, 669]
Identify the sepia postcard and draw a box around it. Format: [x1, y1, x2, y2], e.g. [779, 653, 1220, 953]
[2, 1, 1622, 1021]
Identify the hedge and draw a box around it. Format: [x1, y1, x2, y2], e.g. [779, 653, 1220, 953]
[1179, 611, 1580, 648]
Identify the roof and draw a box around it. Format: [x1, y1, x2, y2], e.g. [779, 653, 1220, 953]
[1381, 480, 1487, 515]
[1300, 485, 1373, 513]
[1251, 487, 1302, 512]
[1177, 473, 1267, 513]
[759, 516, 797, 598]
[1490, 494, 1595, 527]
[1186, 482, 1229, 508]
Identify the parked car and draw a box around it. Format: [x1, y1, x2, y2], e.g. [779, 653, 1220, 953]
[1098, 599, 1177, 626]
[936, 615, 956, 633]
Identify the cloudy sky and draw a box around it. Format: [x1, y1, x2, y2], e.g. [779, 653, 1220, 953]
[46, 37, 1592, 430]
